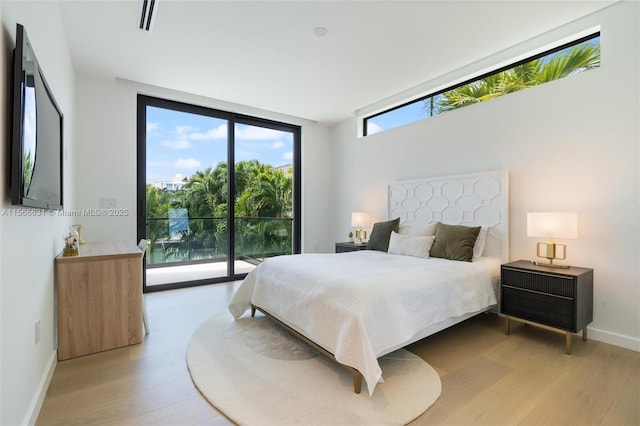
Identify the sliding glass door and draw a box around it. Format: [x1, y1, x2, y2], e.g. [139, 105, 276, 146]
[233, 120, 296, 269]
[137, 95, 300, 292]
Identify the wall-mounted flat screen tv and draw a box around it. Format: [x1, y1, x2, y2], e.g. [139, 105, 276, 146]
[10, 23, 63, 210]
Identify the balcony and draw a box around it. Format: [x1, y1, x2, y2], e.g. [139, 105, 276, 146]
[145, 216, 292, 287]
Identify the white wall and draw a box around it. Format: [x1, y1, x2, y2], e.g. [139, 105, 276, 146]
[300, 122, 334, 253]
[329, 1, 639, 350]
[0, 1, 76, 425]
[73, 77, 334, 251]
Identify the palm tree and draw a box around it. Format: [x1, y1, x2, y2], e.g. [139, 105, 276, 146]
[532, 43, 600, 82]
[145, 185, 172, 263]
[234, 159, 262, 199]
[22, 152, 34, 194]
[430, 40, 600, 113]
[182, 166, 224, 216]
[245, 168, 292, 218]
[232, 162, 293, 258]
[145, 159, 293, 263]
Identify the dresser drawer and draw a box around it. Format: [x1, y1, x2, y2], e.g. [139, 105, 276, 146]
[502, 267, 575, 298]
[501, 286, 575, 331]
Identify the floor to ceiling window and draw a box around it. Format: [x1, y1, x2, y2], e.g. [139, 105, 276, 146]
[137, 95, 301, 292]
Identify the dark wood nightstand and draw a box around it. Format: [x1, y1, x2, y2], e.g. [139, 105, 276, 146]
[335, 241, 368, 253]
[500, 260, 593, 354]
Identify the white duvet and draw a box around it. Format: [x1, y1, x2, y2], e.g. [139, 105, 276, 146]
[228, 250, 499, 395]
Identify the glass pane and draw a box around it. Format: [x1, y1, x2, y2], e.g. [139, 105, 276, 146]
[366, 99, 435, 135]
[234, 123, 294, 272]
[145, 106, 229, 287]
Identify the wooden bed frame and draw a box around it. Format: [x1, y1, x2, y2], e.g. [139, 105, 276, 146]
[250, 170, 509, 394]
[251, 304, 364, 393]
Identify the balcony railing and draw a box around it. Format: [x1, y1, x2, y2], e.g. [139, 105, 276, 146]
[145, 216, 292, 268]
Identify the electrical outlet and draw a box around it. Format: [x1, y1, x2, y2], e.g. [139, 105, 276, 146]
[35, 320, 41, 344]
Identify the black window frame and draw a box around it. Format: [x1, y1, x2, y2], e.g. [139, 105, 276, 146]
[137, 94, 302, 292]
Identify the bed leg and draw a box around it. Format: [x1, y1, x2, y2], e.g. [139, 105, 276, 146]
[251, 305, 256, 318]
[352, 370, 362, 394]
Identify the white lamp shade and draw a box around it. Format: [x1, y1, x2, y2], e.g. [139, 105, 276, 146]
[527, 212, 578, 239]
[351, 212, 370, 228]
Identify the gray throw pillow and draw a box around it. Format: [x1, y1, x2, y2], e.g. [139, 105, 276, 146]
[430, 223, 481, 262]
[366, 217, 400, 252]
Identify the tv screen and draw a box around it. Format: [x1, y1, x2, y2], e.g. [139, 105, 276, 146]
[10, 23, 63, 210]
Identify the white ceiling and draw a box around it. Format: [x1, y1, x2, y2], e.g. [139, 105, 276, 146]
[58, 0, 615, 124]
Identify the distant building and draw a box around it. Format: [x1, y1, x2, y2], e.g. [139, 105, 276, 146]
[154, 174, 186, 191]
[275, 164, 293, 176]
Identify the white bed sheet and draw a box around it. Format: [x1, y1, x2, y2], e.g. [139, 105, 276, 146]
[228, 250, 500, 395]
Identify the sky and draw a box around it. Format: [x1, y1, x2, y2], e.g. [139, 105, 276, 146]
[146, 106, 294, 185]
[366, 100, 428, 135]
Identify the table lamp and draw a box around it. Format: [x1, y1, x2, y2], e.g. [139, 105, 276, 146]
[351, 212, 370, 244]
[527, 212, 577, 268]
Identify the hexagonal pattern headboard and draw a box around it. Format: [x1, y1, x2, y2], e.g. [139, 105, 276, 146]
[388, 170, 509, 262]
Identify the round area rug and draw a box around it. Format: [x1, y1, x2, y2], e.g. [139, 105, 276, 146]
[187, 312, 441, 425]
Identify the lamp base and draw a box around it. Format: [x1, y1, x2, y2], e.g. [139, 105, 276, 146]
[530, 260, 571, 269]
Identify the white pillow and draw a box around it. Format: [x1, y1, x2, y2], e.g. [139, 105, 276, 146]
[387, 231, 436, 258]
[473, 226, 489, 260]
[397, 222, 438, 236]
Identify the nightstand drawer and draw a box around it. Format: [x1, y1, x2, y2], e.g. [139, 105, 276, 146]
[501, 286, 575, 330]
[502, 267, 574, 298]
[335, 242, 367, 253]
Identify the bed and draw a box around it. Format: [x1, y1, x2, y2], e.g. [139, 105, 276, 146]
[229, 170, 509, 396]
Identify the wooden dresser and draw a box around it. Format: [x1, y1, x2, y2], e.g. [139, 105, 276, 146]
[55, 241, 143, 360]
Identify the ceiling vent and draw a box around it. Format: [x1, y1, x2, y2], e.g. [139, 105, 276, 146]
[138, 0, 158, 32]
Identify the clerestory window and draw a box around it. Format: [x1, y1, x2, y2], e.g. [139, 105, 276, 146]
[364, 32, 600, 136]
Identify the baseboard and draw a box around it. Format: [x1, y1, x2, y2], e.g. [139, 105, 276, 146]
[497, 313, 640, 353]
[588, 327, 640, 352]
[22, 350, 57, 426]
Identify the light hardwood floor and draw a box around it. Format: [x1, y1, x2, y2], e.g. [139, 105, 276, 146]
[37, 282, 639, 426]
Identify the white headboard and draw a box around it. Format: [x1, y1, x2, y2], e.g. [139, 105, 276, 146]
[388, 170, 509, 263]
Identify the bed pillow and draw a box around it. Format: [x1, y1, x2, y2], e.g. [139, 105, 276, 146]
[366, 217, 400, 252]
[430, 223, 481, 262]
[387, 232, 435, 258]
[473, 226, 489, 260]
[397, 222, 438, 237]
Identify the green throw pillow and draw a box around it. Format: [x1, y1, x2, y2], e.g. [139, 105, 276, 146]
[366, 218, 400, 252]
[430, 223, 481, 262]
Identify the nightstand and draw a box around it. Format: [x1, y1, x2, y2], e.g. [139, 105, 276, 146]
[500, 260, 593, 354]
[335, 242, 368, 253]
